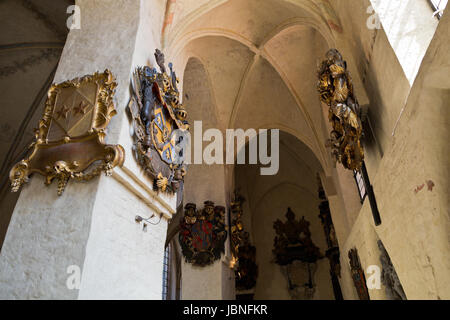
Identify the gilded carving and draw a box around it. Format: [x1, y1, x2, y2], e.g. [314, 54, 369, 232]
[230, 192, 258, 291]
[128, 49, 189, 192]
[9, 70, 124, 195]
[317, 49, 364, 171]
[179, 201, 227, 267]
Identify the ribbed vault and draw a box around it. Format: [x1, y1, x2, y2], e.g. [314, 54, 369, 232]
[170, 0, 339, 174]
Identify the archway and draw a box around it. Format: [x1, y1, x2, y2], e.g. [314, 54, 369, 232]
[233, 130, 338, 299]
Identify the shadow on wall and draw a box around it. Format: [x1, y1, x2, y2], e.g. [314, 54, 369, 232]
[0, 0, 73, 250]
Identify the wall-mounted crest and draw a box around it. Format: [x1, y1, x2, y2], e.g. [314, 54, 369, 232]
[230, 192, 258, 291]
[348, 247, 370, 300]
[317, 49, 364, 171]
[179, 201, 227, 267]
[128, 49, 189, 192]
[9, 70, 125, 195]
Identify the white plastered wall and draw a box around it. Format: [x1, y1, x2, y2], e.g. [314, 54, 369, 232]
[0, 0, 177, 300]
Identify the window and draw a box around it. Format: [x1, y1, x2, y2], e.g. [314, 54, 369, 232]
[162, 244, 171, 300]
[369, 0, 440, 85]
[429, 0, 448, 19]
[354, 170, 367, 203]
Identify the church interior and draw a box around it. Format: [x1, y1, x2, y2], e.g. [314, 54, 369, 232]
[0, 0, 448, 301]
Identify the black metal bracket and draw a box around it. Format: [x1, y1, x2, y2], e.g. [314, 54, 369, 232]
[360, 161, 382, 226]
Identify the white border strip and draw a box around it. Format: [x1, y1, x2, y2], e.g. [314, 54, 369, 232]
[112, 166, 175, 220]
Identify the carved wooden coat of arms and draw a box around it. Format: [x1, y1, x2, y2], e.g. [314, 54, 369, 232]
[317, 49, 364, 171]
[9, 70, 125, 195]
[179, 201, 227, 267]
[128, 49, 189, 192]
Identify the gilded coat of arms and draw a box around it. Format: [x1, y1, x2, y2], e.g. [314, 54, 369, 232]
[9, 70, 125, 195]
[179, 201, 227, 267]
[317, 49, 364, 171]
[128, 49, 189, 192]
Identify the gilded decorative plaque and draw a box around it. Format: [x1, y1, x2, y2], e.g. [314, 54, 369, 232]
[9, 70, 125, 195]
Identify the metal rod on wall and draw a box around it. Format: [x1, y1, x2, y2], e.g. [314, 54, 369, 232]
[360, 161, 382, 226]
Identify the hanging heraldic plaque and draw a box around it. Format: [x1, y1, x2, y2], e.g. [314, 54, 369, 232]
[317, 49, 364, 171]
[9, 70, 125, 195]
[128, 49, 189, 192]
[179, 201, 227, 267]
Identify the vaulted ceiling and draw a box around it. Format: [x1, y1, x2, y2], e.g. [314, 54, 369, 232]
[170, 0, 340, 174]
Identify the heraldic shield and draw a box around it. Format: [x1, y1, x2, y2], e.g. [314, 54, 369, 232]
[128, 49, 189, 193]
[317, 49, 364, 171]
[9, 70, 125, 195]
[179, 201, 228, 267]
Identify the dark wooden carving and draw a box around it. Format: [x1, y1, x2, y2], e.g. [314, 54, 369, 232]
[317, 178, 343, 300]
[348, 248, 370, 300]
[273, 208, 322, 265]
[230, 192, 258, 291]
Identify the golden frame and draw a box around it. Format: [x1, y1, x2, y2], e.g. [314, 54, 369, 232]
[10, 70, 125, 195]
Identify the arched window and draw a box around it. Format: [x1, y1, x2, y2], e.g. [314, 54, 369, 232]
[429, 0, 448, 19]
[370, 0, 443, 85]
[161, 239, 182, 300]
[162, 244, 171, 300]
[353, 170, 367, 204]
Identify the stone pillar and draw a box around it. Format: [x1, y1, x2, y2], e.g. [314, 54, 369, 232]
[0, 0, 175, 299]
[318, 173, 350, 245]
[181, 161, 235, 300]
